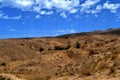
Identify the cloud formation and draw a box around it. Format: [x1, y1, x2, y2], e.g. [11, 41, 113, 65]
[0, 12, 22, 19]
[103, 1, 120, 13]
[0, 0, 120, 18]
[60, 12, 67, 18]
[57, 29, 77, 33]
[80, 0, 100, 13]
[35, 15, 40, 19]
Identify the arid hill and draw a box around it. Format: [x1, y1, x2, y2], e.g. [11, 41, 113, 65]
[0, 28, 120, 80]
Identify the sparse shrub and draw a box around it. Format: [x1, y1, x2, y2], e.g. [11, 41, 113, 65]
[111, 49, 119, 60]
[95, 43, 102, 47]
[112, 49, 119, 54]
[65, 36, 68, 39]
[65, 44, 71, 50]
[54, 44, 71, 50]
[109, 68, 115, 74]
[20, 43, 25, 46]
[83, 71, 91, 76]
[89, 49, 99, 55]
[0, 76, 6, 80]
[75, 42, 81, 48]
[48, 48, 51, 50]
[0, 62, 6, 66]
[54, 46, 65, 50]
[39, 48, 44, 52]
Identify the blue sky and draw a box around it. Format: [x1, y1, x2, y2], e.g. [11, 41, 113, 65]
[0, 0, 120, 39]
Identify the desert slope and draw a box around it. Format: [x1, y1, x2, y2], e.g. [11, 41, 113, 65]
[0, 29, 120, 80]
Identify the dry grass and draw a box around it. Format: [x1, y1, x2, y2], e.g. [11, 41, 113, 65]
[0, 29, 120, 80]
[0, 73, 26, 80]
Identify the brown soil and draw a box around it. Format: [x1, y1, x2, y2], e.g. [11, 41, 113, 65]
[0, 29, 120, 80]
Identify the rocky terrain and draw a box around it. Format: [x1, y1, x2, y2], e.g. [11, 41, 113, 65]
[0, 28, 120, 80]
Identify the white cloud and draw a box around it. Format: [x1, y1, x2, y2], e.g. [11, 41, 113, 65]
[57, 29, 65, 33]
[66, 29, 77, 33]
[96, 5, 102, 10]
[0, 0, 34, 10]
[80, 0, 120, 14]
[94, 2, 120, 14]
[35, 15, 40, 19]
[80, 0, 100, 13]
[57, 29, 77, 33]
[3, 15, 22, 19]
[103, 1, 120, 13]
[69, 9, 78, 14]
[0, 0, 80, 17]
[0, 12, 22, 19]
[116, 13, 120, 20]
[60, 12, 67, 18]
[0, 0, 120, 18]
[94, 14, 98, 17]
[39, 11, 53, 15]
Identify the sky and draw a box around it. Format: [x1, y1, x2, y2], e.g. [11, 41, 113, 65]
[0, 0, 120, 39]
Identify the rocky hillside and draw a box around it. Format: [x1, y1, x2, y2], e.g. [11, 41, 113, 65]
[0, 29, 120, 80]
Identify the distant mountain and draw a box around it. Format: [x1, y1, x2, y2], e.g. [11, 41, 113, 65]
[57, 28, 120, 38]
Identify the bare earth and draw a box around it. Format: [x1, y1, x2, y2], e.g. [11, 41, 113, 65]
[0, 29, 120, 80]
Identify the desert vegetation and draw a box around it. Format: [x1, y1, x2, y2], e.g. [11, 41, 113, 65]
[0, 29, 120, 80]
[75, 42, 81, 48]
